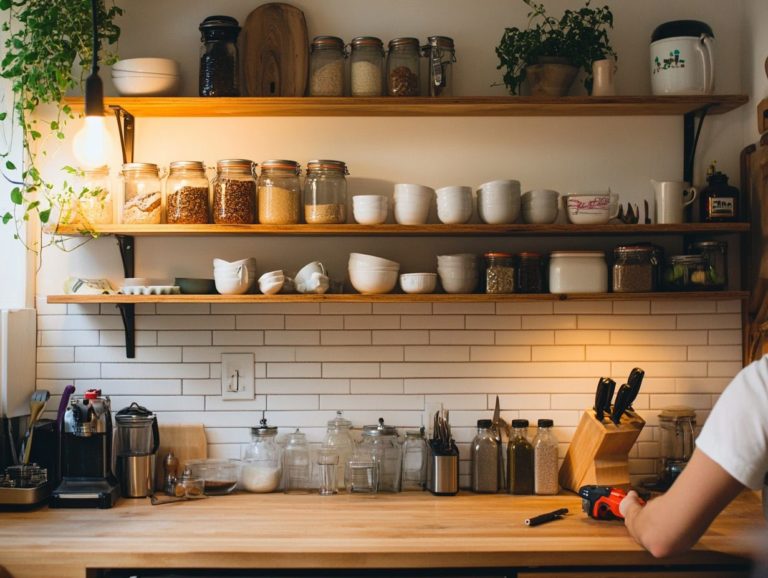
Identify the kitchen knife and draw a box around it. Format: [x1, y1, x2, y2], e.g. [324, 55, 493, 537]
[593, 378, 609, 421]
[626, 367, 645, 410]
[610, 384, 631, 425]
[602, 378, 616, 415]
[491, 395, 507, 489]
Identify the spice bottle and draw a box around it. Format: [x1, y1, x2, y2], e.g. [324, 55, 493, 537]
[471, 419, 499, 493]
[165, 161, 210, 224]
[516, 252, 545, 293]
[258, 160, 301, 225]
[386, 37, 421, 96]
[401, 428, 427, 491]
[241, 417, 281, 493]
[212, 159, 257, 224]
[163, 451, 180, 496]
[423, 36, 456, 97]
[507, 419, 534, 495]
[199, 15, 240, 97]
[484, 252, 515, 294]
[700, 162, 740, 222]
[304, 160, 348, 224]
[533, 419, 559, 495]
[350, 36, 384, 97]
[120, 163, 163, 224]
[309, 36, 346, 97]
[71, 166, 113, 226]
[612, 245, 657, 293]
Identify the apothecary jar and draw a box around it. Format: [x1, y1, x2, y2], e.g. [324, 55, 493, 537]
[359, 418, 401, 492]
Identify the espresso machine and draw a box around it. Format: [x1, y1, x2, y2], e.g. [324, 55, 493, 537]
[50, 389, 120, 508]
[115, 402, 159, 498]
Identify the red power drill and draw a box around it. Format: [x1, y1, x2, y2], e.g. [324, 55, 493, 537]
[579, 485, 645, 520]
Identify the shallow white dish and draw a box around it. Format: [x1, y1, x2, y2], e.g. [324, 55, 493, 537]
[120, 285, 181, 295]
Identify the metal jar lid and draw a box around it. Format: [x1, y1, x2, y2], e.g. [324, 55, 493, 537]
[311, 35, 345, 51]
[425, 35, 455, 50]
[169, 160, 206, 173]
[83, 165, 109, 177]
[216, 159, 256, 170]
[199, 15, 241, 34]
[518, 251, 542, 260]
[121, 162, 159, 175]
[306, 159, 348, 175]
[388, 37, 420, 50]
[668, 254, 705, 265]
[251, 417, 278, 437]
[689, 240, 727, 252]
[550, 250, 605, 259]
[511, 419, 529, 428]
[261, 159, 301, 174]
[351, 36, 384, 50]
[362, 417, 397, 437]
[115, 401, 155, 424]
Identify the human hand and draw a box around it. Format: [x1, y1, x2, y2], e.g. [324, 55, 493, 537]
[619, 489, 643, 519]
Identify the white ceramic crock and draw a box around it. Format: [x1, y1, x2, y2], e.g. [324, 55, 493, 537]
[650, 20, 714, 95]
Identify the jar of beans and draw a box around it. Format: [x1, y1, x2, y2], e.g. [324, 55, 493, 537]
[304, 160, 348, 224]
[612, 244, 657, 293]
[350, 36, 384, 97]
[166, 161, 210, 224]
[483, 252, 515, 294]
[212, 159, 257, 224]
[386, 37, 420, 96]
[309, 36, 346, 97]
[258, 160, 301, 225]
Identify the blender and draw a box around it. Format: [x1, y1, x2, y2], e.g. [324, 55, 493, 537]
[115, 402, 160, 498]
[645, 406, 696, 491]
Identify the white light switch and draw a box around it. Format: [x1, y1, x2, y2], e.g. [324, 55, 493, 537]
[221, 353, 254, 400]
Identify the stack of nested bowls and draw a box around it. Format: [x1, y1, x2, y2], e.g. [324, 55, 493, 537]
[436, 186, 473, 224]
[348, 253, 400, 294]
[111, 58, 181, 96]
[393, 184, 434, 224]
[437, 253, 479, 293]
[352, 195, 389, 225]
[521, 189, 559, 224]
[213, 257, 257, 295]
[476, 179, 521, 224]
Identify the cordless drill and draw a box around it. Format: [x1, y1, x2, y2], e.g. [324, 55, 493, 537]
[579, 485, 644, 520]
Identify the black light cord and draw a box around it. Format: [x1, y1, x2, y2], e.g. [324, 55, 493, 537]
[84, 0, 104, 117]
[90, 0, 99, 75]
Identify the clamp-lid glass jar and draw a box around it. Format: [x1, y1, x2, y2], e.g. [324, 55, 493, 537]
[309, 35, 346, 96]
[664, 254, 715, 291]
[212, 159, 257, 224]
[612, 244, 657, 293]
[350, 36, 384, 97]
[72, 166, 113, 225]
[386, 37, 420, 96]
[199, 15, 240, 97]
[258, 160, 301, 225]
[423, 36, 456, 97]
[120, 163, 163, 224]
[166, 161, 210, 224]
[483, 252, 515, 294]
[241, 417, 281, 493]
[304, 160, 348, 224]
[688, 240, 727, 290]
[516, 252, 545, 293]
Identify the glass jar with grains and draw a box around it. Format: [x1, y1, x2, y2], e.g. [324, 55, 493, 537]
[304, 160, 348, 224]
[484, 252, 515, 294]
[533, 419, 558, 495]
[198, 15, 240, 97]
[165, 161, 210, 224]
[350, 36, 384, 97]
[386, 37, 421, 96]
[258, 160, 301, 225]
[241, 417, 281, 493]
[120, 163, 163, 224]
[612, 244, 657, 293]
[69, 166, 113, 226]
[309, 36, 346, 97]
[212, 159, 257, 224]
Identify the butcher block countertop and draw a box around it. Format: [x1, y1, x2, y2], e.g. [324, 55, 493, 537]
[0, 491, 764, 578]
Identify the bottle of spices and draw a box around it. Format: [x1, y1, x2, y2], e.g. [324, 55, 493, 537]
[401, 428, 427, 491]
[422, 36, 456, 97]
[533, 419, 559, 495]
[484, 252, 515, 294]
[471, 419, 499, 493]
[212, 159, 257, 224]
[516, 251, 545, 293]
[507, 419, 534, 495]
[309, 36, 346, 97]
[120, 163, 163, 224]
[163, 451, 180, 496]
[304, 160, 348, 224]
[612, 244, 657, 293]
[258, 160, 301, 225]
[700, 162, 740, 222]
[386, 37, 421, 96]
[199, 15, 241, 97]
[165, 161, 210, 224]
[350, 36, 384, 97]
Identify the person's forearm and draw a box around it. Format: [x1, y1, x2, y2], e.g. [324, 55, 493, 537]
[623, 494, 700, 558]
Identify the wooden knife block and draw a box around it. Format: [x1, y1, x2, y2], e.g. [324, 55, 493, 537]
[558, 409, 645, 493]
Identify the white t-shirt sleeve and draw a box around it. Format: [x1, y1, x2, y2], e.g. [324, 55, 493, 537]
[695, 356, 768, 490]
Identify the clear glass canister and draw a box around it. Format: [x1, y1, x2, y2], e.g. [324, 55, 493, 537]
[323, 411, 354, 490]
[309, 35, 346, 96]
[516, 251, 545, 293]
[120, 163, 163, 224]
[350, 36, 384, 97]
[612, 244, 657, 293]
[484, 252, 515, 294]
[423, 36, 456, 97]
[401, 428, 427, 491]
[199, 15, 240, 97]
[664, 254, 712, 291]
[359, 418, 401, 492]
[240, 417, 281, 493]
[533, 419, 558, 495]
[165, 161, 210, 224]
[72, 166, 113, 225]
[386, 37, 421, 96]
[283, 428, 311, 493]
[212, 159, 257, 224]
[259, 160, 301, 224]
[304, 159, 348, 224]
[471, 419, 499, 493]
[688, 240, 727, 290]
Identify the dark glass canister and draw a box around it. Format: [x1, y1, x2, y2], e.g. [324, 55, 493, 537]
[199, 16, 241, 97]
[516, 252, 545, 293]
[483, 252, 515, 294]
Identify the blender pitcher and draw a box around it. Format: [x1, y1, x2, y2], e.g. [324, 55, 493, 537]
[115, 402, 160, 498]
[658, 406, 696, 487]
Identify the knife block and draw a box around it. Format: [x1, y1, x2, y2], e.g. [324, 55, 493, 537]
[558, 409, 645, 493]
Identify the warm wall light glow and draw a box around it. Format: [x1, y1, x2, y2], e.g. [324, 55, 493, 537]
[72, 116, 112, 169]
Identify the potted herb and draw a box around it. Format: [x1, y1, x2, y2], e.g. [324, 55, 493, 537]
[496, 0, 616, 96]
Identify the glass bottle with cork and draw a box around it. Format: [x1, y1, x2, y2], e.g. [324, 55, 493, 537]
[699, 161, 740, 222]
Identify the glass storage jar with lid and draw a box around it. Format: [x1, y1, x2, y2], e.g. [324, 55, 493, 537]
[283, 428, 311, 493]
[664, 254, 713, 291]
[323, 411, 354, 490]
[401, 428, 427, 491]
[612, 244, 657, 293]
[309, 35, 346, 96]
[259, 160, 301, 224]
[120, 163, 163, 224]
[165, 161, 210, 224]
[386, 37, 420, 96]
[516, 252, 545, 293]
[241, 417, 281, 493]
[199, 15, 241, 97]
[422, 36, 456, 97]
[304, 159, 348, 224]
[359, 417, 401, 492]
[688, 240, 727, 290]
[350, 36, 384, 97]
[71, 165, 113, 226]
[484, 252, 515, 294]
[212, 159, 257, 224]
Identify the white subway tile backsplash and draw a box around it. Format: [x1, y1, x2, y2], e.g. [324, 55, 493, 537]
[320, 303, 372, 315]
[110, 395, 204, 411]
[67, 304, 100, 315]
[383, 361, 609, 379]
[256, 378, 349, 395]
[79, 379, 182, 396]
[372, 303, 432, 315]
[587, 345, 686, 361]
[581, 315, 675, 330]
[465, 315, 521, 330]
[430, 330, 494, 345]
[321, 330, 371, 345]
[320, 395, 423, 411]
[401, 315, 463, 330]
[425, 394, 487, 410]
[158, 331, 211, 346]
[717, 300, 742, 313]
[532, 346, 585, 362]
[138, 315, 235, 331]
[235, 315, 285, 330]
[708, 330, 742, 345]
[206, 397, 267, 411]
[75, 347, 182, 363]
[297, 346, 403, 362]
[267, 363, 321, 378]
[181, 346, 259, 363]
[469, 346, 530, 362]
[264, 331, 320, 346]
[433, 303, 495, 315]
[518, 410, 581, 427]
[553, 301, 612, 314]
[183, 379, 221, 396]
[550, 394, 593, 410]
[555, 330, 609, 345]
[41, 330, 100, 346]
[204, 428, 250, 444]
[675, 377, 731, 394]
[36, 296, 66, 314]
[344, 315, 399, 330]
[351, 379, 404, 394]
[37, 347, 74, 363]
[648, 394, 712, 410]
[496, 302, 553, 315]
[37, 363, 100, 379]
[405, 377, 599, 394]
[610, 330, 706, 346]
[708, 361, 743, 377]
[676, 314, 741, 330]
[267, 395, 319, 411]
[498, 394, 551, 410]
[688, 345, 741, 361]
[495, 330, 553, 345]
[102, 363, 208, 379]
[372, 330, 429, 345]
[611, 361, 707, 378]
[285, 315, 343, 330]
[212, 331, 263, 346]
[156, 303, 211, 315]
[522, 315, 577, 330]
[611, 301, 650, 315]
[651, 301, 717, 314]
[322, 363, 380, 378]
[100, 330, 157, 347]
[215, 303, 319, 315]
[405, 346, 469, 362]
[38, 315, 123, 331]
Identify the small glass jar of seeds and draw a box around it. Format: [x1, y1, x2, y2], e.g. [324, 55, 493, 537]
[258, 160, 301, 225]
[165, 161, 210, 224]
[303, 160, 348, 224]
[612, 244, 656, 293]
[212, 159, 257, 224]
[484, 252, 515, 294]
[309, 36, 346, 97]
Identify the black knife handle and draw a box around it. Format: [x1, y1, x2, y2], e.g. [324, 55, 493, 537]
[594, 378, 607, 421]
[626, 368, 645, 408]
[611, 384, 631, 425]
[603, 378, 617, 413]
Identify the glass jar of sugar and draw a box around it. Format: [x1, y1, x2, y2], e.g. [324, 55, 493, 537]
[241, 417, 281, 493]
[350, 36, 384, 97]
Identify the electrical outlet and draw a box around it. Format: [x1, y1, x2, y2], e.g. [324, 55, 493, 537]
[221, 353, 254, 400]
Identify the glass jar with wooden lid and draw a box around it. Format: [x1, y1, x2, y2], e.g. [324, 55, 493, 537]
[258, 160, 301, 225]
[303, 159, 348, 224]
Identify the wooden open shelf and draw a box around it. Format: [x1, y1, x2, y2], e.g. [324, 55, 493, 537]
[63, 95, 749, 118]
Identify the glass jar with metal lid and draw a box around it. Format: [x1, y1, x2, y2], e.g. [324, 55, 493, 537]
[350, 36, 384, 97]
[165, 161, 210, 224]
[309, 35, 346, 96]
[212, 159, 257, 224]
[401, 428, 427, 491]
[483, 252, 515, 294]
[386, 37, 420, 96]
[612, 244, 657, 293]
[323, 411, 354, 490]
[688, 240, 727, 290]
[359, 417, 401, 492]
[72, 165, 113, 225]
[516, 252, 545, 293]
[664, 254, 714, 291]
[422, 36, 456, 97]
[120, 163, 163, 224]
[258, 160, 301, 225]
[241, 417, 281, 493]
[303, 159, 348, 224]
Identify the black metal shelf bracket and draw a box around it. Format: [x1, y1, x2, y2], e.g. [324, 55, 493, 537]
[115, 234, 136, 358]
[683, 105, 712, 184]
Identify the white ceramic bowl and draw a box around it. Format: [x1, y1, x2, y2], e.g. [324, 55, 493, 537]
[214, 257, 257, 269]
[394, 183, 434, 198]
[112, 58, 181, 75]
[353, 195, 388, 224]
[522, 189, 559, 204]
[477, 189, 521, 224]
[111, 70, 179, 79]
[437, 253, 477, 265]
[349, 253, 400, 269]
[112, 73, 181, 97]
[258, 270, 285, 295]
[436, 186, 473, 224]
[438, 269, 479, 293]
[349, 267, 399, 294]
[565, 194, 612, 225]
[215, 275, 254, 295]
[399, 273, 437, 294]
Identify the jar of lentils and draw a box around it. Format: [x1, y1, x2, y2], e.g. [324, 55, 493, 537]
[309, 35, 346, 97]
[165, 161, 210, 224]
[258, 160, 301, 225]
[350, 36, 384, 97]
[484, 252, 515, 294]
[120, 163, 163, 224]
[386, 37, 420, 96]
[304, 160, 348, 224]
[212, 159, 257, 224]
[516, 252, 545, 293]
[612, 244, 657, 293]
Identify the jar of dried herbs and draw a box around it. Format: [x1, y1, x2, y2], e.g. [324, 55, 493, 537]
[166, 161, 210, 224]
[507, 419, 533, 495]
[304, 160, 348, 224]
[612, 244, 657, 293]
[212, 159, 257, 224]
[258, 160, 301, 225]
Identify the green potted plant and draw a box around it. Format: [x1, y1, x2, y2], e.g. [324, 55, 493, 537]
[496, 0, 616, 96]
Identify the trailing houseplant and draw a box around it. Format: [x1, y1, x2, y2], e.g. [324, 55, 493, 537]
[496, 0, 616, 95]
[0, 0, 122, 252]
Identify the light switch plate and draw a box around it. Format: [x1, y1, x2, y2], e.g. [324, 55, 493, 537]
[221, 353, 254, 400]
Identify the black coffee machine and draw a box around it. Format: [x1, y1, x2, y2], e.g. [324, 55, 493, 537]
[50, 389, 120, 508]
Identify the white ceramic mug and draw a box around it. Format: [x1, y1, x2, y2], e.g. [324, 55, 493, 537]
[591, 59, 617, 96]
[652, 180, 697, 224]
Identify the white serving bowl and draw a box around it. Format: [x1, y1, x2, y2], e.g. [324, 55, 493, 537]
[436, 186, 473, 224]
[438, 270, 478, 293]
[111, 70, 180, 79]
[399, 273, 437, 294]
[477, 188, 521, 225]
[349, 253, 400, 269]
[112, 58, 181, 75]
[565, 193, 612, 225]
[215, 275, 254, 295]
[349, 267, 399, 294]
[353, 195, 388, 224]
[112, 72, 181, 96]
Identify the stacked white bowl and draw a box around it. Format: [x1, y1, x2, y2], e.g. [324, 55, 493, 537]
[393, 184, 434, 225]
[348, 253, 400, 294]
[436, 186, 473, 224]
[112, 58, 181, 96]
[522, 189, 559, 224]
[213, 257, 257, 295]
[399, 272, 437, 294]
[477, 180, 521, 224]
[353, 195, 388, 225]
[437, 253, 479, 293]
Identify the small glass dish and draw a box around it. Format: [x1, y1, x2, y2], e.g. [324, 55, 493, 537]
[180, 477, 205, 499]
[187, 459, 241, 495]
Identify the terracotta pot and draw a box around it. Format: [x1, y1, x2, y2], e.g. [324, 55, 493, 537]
[525, 63, 579, 97]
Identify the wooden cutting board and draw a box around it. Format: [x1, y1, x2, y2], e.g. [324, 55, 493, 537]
[242, 3, 308, 97]
[153, 424, 207, 491]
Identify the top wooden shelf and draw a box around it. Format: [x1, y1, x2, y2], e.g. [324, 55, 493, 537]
[63, 95, 749, 118]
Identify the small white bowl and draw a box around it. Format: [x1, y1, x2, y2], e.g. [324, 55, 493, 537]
[112, 73, 181, 97]
[438, 270, 478, 294]
[112, 58, 181, 75]
[399, 273, 437, 294]
[565, 194, 612, 225]
[349, 253, 400, 270]
[349, 268, 399, 294]
[353, 195, 388, 225]
[258, 270, 285, 295]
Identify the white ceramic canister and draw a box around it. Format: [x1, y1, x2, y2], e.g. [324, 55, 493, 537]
[549, 251, 608, 294]
[650, 20, 714, 95]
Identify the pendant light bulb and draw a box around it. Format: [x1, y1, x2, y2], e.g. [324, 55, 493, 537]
[72, 115, 112, 170]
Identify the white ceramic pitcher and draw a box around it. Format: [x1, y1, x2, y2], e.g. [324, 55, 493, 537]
[651, 180, 697, 224]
